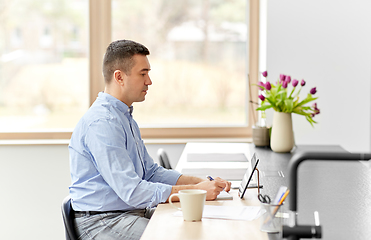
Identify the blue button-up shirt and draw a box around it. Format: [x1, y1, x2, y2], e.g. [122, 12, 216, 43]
[69, 92, 181, 211]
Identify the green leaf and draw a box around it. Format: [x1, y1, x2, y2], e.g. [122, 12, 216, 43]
[289, 87, 297, 98]
[285, 99, 294, 112]
[292, 88, 302, 99]
[295, 94, 318, 108]
[265, 97, 276, 108]
[292, 109, 308, 116]
[256, 105, 273, 111]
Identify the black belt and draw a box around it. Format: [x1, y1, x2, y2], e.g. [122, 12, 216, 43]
[74, 210, 127, 218]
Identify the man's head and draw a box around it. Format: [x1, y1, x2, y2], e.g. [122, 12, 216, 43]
[103, 40, 152, 107]
[103, 40, 150, 83]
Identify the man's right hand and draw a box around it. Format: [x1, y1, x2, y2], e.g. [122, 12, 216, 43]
[195, 179, 226, 200]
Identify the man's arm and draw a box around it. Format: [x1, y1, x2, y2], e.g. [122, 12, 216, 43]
[175, 175, 205, 185]
[166, 175, 231, 202]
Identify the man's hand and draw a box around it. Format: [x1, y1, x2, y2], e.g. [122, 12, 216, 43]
[195, 178, 230, 200]
[214, 177, 232, 192]
[168, 176, 232, 202]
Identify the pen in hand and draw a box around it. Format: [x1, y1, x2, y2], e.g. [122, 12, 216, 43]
[207, 175, 225, 191]
[207, 175, 215, 181]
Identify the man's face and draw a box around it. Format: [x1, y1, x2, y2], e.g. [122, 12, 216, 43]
[121, 54, 152, 106]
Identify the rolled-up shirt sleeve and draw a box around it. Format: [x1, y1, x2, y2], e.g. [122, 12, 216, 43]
[85, 118, 180, 209]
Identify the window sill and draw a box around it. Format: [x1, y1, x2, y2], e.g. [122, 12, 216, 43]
[0, 137, 252, 146]
[0, 125, 252, 140]
[0, 139, 70, 146]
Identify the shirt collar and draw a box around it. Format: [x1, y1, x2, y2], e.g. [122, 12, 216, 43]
[98, 92, 133, 115]
[128, 106, 134, 115]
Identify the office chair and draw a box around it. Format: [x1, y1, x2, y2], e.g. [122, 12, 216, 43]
[157, 148, 172, 169]
[61, 196, 78, 240]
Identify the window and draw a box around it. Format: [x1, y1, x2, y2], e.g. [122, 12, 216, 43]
[0, 0, 89, 132]
[112, 0, 250, 130]
[0, 0, 259, 140]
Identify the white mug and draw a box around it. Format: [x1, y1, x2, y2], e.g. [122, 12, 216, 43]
[169, 189, 207, 221]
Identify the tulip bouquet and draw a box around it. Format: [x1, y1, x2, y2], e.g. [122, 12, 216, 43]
[256, 71, 320, 126]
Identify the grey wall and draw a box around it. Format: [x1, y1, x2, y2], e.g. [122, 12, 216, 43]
[265, 0, 371, 152]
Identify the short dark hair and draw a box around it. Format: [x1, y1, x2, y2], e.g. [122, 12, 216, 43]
[102, 40, 150, 83]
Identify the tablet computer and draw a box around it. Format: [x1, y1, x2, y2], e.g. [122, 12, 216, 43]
[238, 153, 260, 199]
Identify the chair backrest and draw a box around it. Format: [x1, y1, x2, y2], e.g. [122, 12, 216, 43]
[157, 148, 172, 169]
[61, 196, 78, 240]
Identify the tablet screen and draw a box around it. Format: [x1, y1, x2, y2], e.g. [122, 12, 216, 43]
[238, 153, 259, 199]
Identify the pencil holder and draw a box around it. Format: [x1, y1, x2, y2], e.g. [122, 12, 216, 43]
[260, 203, 283, 233]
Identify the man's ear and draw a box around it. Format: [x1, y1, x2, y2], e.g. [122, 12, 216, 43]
[113, 70, 125, 86]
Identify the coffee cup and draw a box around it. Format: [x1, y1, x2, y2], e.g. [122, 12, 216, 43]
[169, 189, 207, 221]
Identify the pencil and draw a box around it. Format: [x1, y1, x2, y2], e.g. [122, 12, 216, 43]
[263, 189, 290, 225]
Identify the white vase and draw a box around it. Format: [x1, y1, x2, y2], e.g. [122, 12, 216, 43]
[270, 112, 294, 153]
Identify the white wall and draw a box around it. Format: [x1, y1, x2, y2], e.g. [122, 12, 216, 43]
[145, 143, 185, 169]
[265, 0, 371, 152]
[0, 143, 184, 240]
[0, 144, 70, 240]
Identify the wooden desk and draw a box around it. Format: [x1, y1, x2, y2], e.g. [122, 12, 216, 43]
[141, 190, 269, 240]
[142, 143, 371, 240]
[142, 142, 271, 240]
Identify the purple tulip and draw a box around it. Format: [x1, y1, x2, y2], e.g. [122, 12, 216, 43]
[258, 94, 265, 101]
[285, 75, 291, 83]
[280, 74, 286, 81]
[310, 103, 320, 115]
[265, 81, 272, 90]
[301, 79, 306, 86]
[257, 81, 266, 89]
[310, 87, 317, 95]
[292, 79, 299, 87]
[282, 81, 288, 89]
[262, 71, 268, 77]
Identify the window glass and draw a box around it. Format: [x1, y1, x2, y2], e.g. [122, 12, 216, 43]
[0, 0, 89, 131]
[112, 0, 248, 127]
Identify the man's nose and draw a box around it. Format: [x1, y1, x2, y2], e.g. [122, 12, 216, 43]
[146, 76, 152, 86]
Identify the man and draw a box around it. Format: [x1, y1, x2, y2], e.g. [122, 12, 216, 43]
[69, 39, 231, 240]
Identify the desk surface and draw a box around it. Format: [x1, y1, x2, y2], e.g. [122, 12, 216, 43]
[141, 143, 371, 240]
[141, 190, 268, 240]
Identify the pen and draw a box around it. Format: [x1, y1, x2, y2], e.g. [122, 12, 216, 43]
[207, 175, 227, 193]
[207, 175, 215, 181]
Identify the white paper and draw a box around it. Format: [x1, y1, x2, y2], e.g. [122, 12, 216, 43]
[216, 190, 233, 200]
[173, 205, 264, 221]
